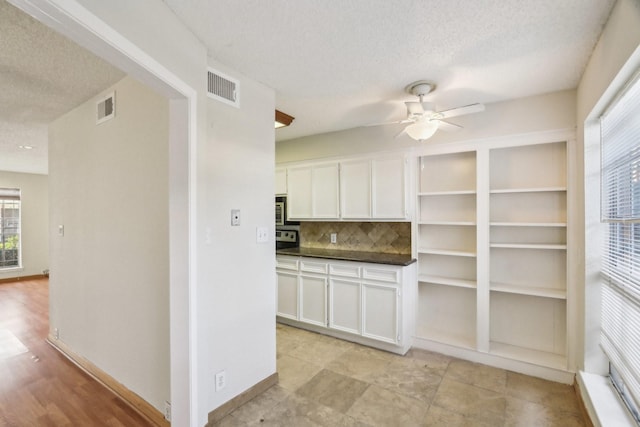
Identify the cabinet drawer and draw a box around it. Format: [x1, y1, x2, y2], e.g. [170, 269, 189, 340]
[329, 263, 361, 278]
[300, 260, 329, 274]
[276, 256, 299, 271]
[362, 266, 400, 283]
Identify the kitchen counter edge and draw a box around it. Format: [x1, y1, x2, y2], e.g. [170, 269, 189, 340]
[276, 247, 416, 267]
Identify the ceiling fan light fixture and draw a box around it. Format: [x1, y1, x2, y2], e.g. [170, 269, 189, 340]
[405, 119, 439, 142]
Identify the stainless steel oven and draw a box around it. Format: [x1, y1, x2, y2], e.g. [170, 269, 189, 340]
[275, 196, 298, 226]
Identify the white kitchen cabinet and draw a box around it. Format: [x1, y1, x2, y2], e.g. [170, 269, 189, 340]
[362, 282, 398, 344]
[338, 156, 407, 220]
[287, 166, 313, 218]
[276, 271, 298, 320]
[372, 156, 407, 219]
[287, 163, 340, 219]
[312, 163, 340, 218]
[340, 160, 371, 219]
[282, 154, 407, 220]
[275, 168, 287, 194]
[299, 274, 328, 327]
[329, 278, 361, 335]
[276, 255, 416, 354]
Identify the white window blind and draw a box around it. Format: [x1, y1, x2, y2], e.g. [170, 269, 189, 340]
[601, 70, 640, 418]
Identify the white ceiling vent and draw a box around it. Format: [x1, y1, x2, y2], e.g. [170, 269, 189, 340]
[207, 68, 239, 108]
[96, 92, 115, 124]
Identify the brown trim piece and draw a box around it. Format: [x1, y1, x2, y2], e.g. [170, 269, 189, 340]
[574, 380, 595, 427]
[46, 335, 169, 427]
[207, 372, 279, 426]
[275, 110, 294, 127]
[0, 274, 46, 284]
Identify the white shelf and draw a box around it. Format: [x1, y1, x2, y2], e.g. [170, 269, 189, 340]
[418, 275, 476, 289]
[490, 222, 567, 227]
[418, 248, 477, 257]
[490, 243, 567, 250]
[418, 190, 476, 196]
[490, 186, 566, 194]
[416, 329, 476, 351]
[490, 282, 566, 299]
[490, 342, 566, 370]
[418, 221, 476, 226]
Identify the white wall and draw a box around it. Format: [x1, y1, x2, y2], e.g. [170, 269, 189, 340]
[199, 60, 276, 414]
[15, 1, 277, 425]
[577, 0, 640, 374]
[48, 75, 170, 411]
[0, 171, 48, 280]
[276, 89, 576, 163]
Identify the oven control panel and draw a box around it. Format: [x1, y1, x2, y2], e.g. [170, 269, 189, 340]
[275, 230, 297, 242]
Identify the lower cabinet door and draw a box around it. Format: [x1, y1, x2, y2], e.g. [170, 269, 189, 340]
[329, 278, 361, 335]
[276, 271, 298, 320]
[362, 282, 399, 344]
[299, 274, 327, 327]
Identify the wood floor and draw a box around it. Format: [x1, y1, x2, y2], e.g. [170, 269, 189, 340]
[0, 278, 153, 426]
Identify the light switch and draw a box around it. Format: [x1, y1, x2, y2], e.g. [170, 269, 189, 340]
[256, 226, 269, 243]
[231, 209, 240, 226]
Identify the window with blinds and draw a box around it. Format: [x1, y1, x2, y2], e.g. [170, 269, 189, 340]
[601, 70, 640, 423]
[0, 188, 21, 269]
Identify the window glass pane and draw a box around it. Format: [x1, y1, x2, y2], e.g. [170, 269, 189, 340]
[601, 70, 640, 415]
[0, 189, 21, 269]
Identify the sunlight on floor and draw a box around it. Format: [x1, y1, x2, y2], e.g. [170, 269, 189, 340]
[0, 329, 28, 360]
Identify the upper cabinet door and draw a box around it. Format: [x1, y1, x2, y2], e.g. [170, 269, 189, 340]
[372, 156, 407, 219]
[275, 168, 287, 195]
[340, 160, 371, 219]
[287, 166, 313, 218]
[312, 163, 340, 219]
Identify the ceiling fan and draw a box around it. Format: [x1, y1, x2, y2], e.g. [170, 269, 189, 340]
[375, 80, 485, 142]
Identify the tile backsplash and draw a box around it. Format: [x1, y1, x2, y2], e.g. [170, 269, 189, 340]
[300, 222, 411, 254]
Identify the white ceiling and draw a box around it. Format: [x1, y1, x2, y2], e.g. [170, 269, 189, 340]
[0, 1, 618, 175]
[0, 0, 124, 175]
[163, 0, 616, 142]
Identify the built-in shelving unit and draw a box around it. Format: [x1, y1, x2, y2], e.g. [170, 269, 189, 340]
[415, 138, 571, 375]
[487, 141, 568, 367]
[416, 151, 478, 349]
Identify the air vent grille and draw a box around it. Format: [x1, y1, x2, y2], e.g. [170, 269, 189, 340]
[207, 68, 239, 108]
[96, 92, 115, 124]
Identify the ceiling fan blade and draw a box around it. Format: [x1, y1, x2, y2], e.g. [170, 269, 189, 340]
[405, 101, 424, 115]
[438, 103, 485, 119]
[436, 120, 463, 132]
[394, 127, 408, 139]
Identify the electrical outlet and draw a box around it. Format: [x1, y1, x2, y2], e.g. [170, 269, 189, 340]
[54, 328, 59, 340]
[164, 401, 171, 421]
[330, 233, 337, 244]
[215, 370, 226, 391]
[58, 225, 64, 236]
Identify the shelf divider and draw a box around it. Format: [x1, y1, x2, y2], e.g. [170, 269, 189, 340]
[490, 282, 566, 299]
[418, 274, 477, 289]
[490, 243, 567, 250]
[490, 186, 566, 194]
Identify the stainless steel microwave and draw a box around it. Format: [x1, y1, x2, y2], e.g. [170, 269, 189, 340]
[275, 196, 299, 226]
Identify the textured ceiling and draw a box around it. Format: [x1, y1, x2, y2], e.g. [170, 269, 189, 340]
[0, 0, 125, 174]
[163, 0, 616, 142]
[1, 1, 617, 174]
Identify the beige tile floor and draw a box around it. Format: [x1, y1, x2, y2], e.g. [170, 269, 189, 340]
[216, 324, 588, 426]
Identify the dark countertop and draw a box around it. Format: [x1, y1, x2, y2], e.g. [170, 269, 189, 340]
[276, 247, 416, 266]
